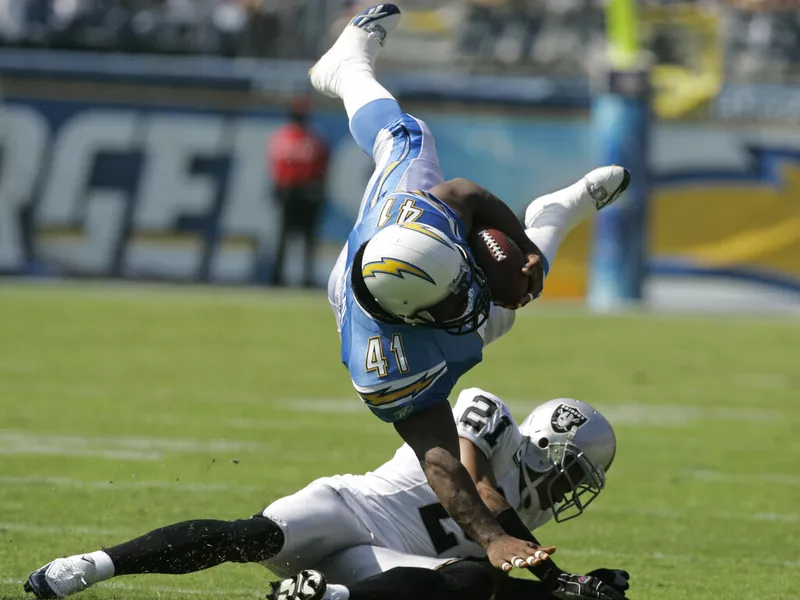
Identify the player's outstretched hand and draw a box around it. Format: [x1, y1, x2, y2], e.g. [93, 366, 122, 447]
[548, 572, 629, 600]
[485, 534, 556, 572]
[514, 253, 544, 309]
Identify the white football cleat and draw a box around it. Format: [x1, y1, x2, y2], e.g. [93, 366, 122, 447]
[24, 555, 101, 598]
[583, 165, 631, 211]
[309, 3, 402, 99]
[524, 166, 631, 230]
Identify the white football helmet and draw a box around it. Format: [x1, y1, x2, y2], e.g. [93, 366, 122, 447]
[517, 398, 616, 522]
[353, 222, 490, 335]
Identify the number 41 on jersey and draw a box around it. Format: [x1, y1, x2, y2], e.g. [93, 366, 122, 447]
[366, 334, 409, 378]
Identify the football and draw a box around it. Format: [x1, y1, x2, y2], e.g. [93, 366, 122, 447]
[468, 227, 528, 306]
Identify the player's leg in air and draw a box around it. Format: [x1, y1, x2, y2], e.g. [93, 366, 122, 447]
[315, 2, 630, 338]
[469, 163, 630, 346]
[315, 4, 446, 328]
[23, 483, 373, 599]
[523, 166, 630, 285]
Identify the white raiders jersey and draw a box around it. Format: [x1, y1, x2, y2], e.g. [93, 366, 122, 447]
[320, 388, 553, 560]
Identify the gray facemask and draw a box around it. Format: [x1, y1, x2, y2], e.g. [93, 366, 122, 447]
[518, 435, 606, 525]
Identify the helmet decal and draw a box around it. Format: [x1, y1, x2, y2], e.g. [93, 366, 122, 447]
[354, 222, 490, 336]
[361, 257, 435, 284]
[550, 404, 589, 434]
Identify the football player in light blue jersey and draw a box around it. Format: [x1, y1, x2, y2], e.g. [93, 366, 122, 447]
[310, 3, 630, 578]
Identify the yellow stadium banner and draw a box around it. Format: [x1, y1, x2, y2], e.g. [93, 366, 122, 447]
[641, 5, 724, 120]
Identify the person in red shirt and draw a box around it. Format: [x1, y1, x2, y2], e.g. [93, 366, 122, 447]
[267, 98, 330, 287]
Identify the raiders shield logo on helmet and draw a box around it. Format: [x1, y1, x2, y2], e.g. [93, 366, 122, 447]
[551, 403, 589, 434]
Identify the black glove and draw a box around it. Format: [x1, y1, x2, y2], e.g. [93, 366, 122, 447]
[586, 569, 630, 593]
[549, 573, 628, 600]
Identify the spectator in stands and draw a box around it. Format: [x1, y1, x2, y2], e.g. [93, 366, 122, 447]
[266, 97, 329, 288]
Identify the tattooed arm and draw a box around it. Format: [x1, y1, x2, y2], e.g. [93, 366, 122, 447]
[394, 401, 554, 571]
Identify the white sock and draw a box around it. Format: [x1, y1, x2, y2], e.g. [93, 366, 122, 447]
[324, 583, 350, 600]
[83, 550, 115, 583]
[322, 27, 395, 120]
[341, 75, 395, 122]
[525, 179, 592, 268]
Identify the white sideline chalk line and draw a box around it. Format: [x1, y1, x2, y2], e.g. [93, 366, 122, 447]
[557, 546, 800, 569]
[281, 398, 365, 413]
[145, 414, 330, 432]
[0, 476, 261, 493]
[597, 404, 794, 426]
[0, 430, 348, 463]
[0, 522, 131, 536]
[279, 399, 795, 427]
[689, 469, 800, 487]
[0, 447, 163, 460]
[733, 372, 793, 390]
[592, 505, 800, 524]
[2, 380, 276, 407]
[0, 430, 269, 461]
[0, 430, 266, 452]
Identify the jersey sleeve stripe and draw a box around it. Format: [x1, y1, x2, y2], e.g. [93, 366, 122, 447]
[367, 128, 414, 210]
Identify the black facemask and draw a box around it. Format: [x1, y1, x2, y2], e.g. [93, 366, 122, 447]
[419, 254, 491, 336]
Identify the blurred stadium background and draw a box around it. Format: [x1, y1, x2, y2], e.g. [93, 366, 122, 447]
[0, 0, 798, 308]
[1, 2, 799, 600]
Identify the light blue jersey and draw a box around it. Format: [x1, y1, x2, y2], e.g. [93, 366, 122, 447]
[323, 106, 494, 422]
[340, 188, 487, 423]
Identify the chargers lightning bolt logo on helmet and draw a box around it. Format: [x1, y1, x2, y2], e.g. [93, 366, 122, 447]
[361, 257, 435, 284]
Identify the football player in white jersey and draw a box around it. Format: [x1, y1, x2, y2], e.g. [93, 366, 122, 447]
[25, 390, 629, 600]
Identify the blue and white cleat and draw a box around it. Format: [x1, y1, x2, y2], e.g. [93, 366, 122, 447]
[348, 4, 402, 43]
[24, 556, 98, 598]
[309, 3, 402, 99]
[524, 166, 631, 230]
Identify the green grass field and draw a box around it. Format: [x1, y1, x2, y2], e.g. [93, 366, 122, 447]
[1, 283, 798, 600]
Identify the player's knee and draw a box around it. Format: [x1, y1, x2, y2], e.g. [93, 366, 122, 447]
[409, 115, 433, 138]
[494, 578, 550, 600]
[373, 113, 432, 166]
[225, 515, 284, 563]
[438, 560, 497, 600]
[372, 564, 494, 600]
[398, 114, 429, 144]
[391, 113, 429, 145]
[354, 567, 448, 600]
